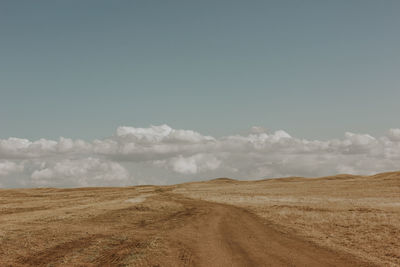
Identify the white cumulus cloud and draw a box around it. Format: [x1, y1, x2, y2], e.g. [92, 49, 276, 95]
[31, 158, 129, 187]
[0, 161, 24, 176]
[0, 125, 400, 187]
[165, 153, 221, 174]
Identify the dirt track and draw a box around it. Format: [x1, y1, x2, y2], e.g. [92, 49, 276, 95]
[149, 194, 367, 266]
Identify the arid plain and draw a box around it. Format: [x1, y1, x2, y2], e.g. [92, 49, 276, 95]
[0, 171, 399, 266]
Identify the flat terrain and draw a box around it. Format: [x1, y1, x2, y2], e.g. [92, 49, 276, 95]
[0, 172, 399, 266]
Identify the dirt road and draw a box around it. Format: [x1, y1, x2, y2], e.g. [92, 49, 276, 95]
[0, 188, 371, 266]
[149, 194, 368, 266]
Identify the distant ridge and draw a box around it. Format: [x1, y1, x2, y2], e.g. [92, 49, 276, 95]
[206, 171, 400, 185]
[209, 177, 237, 183]
[260, 171, 400, 182]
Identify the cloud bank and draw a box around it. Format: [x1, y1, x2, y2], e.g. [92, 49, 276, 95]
[1, 124, 400, 187]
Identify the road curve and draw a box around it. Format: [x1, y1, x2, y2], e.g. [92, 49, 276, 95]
[152, 194, 369, 267]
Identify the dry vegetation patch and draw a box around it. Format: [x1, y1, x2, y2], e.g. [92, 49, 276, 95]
[174, 172, 400, 266]
[0, 186, 183, 266]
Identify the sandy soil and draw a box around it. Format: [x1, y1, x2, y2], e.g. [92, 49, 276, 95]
[0, 172, 399, 266]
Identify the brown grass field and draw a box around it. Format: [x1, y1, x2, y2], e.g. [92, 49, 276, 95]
[0, 171, 399, 266]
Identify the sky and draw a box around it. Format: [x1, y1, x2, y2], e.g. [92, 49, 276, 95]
[1, 1, 400, 187]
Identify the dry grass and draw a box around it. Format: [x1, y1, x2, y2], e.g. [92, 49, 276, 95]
[0, 172, 398, 266]
[174, 172, 400, 266]
[0, 186, 184, 266]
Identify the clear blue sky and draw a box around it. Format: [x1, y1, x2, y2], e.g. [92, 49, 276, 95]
[1, 0, 399, 140]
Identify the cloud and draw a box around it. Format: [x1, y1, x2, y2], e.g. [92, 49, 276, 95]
[31, 158, 129, 187]
[0, 161, 24, 176]
[1, 125, 400, 187]
[162, 153, 221, 174]
[0, 137, 91, 159]
[387, 128, 400, 142]
[103, 124, 217, 160]
[116, 124, 215, 144]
